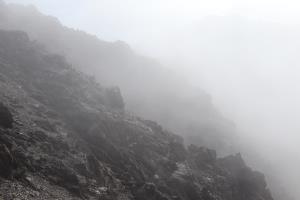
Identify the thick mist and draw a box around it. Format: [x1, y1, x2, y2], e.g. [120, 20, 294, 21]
[158, 17, 300, 199]
[3, 0, 300, 199]
[144, 18, 300, 200]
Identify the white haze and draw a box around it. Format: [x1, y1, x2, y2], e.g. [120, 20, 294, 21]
[5, 0, 300, 199]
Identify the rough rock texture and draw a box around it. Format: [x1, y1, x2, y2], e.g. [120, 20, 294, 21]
[0, 30, 273, 200]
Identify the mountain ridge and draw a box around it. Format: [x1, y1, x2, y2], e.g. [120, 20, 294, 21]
[0, 1, 237, 155]
[0, 29, 273, 200]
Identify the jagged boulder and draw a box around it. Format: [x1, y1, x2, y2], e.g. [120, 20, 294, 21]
[218, 154, 273, 200]
[188, 145, 217, 166]
[134, 182, 169, 200]
[218, 153, 246, 174]
[104, 87, 124, 111]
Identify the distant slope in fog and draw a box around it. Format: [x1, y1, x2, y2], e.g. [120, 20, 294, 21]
[155, 16, 300, 200]
[0, 1, 237, 154]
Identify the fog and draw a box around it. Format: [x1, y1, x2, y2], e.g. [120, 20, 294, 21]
[4, 0, 300, 199]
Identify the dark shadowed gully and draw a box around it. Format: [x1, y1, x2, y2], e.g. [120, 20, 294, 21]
[0, 30, 273, 199]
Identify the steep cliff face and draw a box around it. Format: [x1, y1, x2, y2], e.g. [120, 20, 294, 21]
[0, 30, 273, 200]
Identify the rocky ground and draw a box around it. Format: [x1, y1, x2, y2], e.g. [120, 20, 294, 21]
[0, 30, 273, 200]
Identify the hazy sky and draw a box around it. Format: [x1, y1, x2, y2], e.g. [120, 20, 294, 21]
[5, 0, 300, 43]
[5, 0, 300, 63]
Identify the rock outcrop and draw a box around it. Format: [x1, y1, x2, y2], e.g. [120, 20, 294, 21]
[0, 30, 273, 200]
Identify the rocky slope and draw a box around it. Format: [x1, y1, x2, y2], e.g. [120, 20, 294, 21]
[0, 1, 236, 155]
[0, 29, 273, 200]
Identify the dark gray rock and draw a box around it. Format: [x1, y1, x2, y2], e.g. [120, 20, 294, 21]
[0, 102, 13, 129]
[0, 143, 14, 179]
